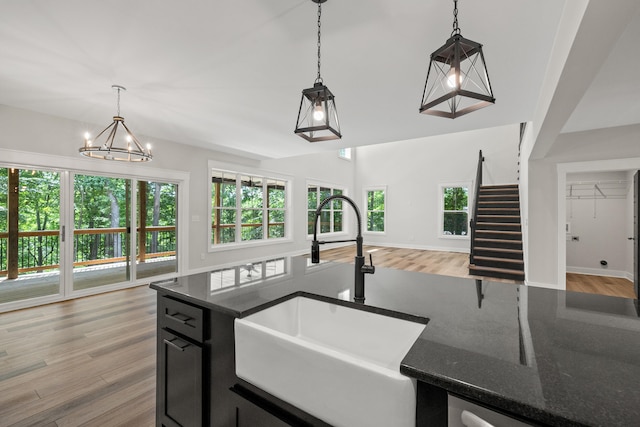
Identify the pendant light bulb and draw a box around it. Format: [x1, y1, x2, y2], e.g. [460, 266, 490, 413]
[313, 101, 325, 121]
[446, 68, 462, 88]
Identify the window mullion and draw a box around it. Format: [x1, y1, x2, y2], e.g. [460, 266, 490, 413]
[235, 174, 241, 243]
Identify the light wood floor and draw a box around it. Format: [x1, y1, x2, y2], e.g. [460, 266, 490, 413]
[566, 272, 636, 299]
[318, 245, 521, 283]
[0, 248, 636, 426]
[320, 245, 637, 298]
[0, 285, 156, 427]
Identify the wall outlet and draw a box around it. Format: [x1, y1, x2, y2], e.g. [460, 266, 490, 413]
[200, 252, 205, 260]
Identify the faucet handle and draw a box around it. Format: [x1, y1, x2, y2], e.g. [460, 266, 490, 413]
[311, 241, 320, 263]
[362, 253, 375, 274]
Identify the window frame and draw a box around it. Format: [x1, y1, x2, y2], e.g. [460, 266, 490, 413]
[438, 182, 471, 240]
[209, 162, 291, 251]
[363, 186, 386, 234]
[306, 181, 348, 239]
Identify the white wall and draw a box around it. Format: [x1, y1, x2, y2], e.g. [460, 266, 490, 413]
[354, 124, 520, 252]
[565, 171, 630, 279]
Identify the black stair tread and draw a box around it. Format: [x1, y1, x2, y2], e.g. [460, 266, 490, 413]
[478, 208, 520, 211]
[480, 184, 519, 188]
[475, 246, 523, 254]
[476, 222, 522, 227]
[478, 196, 519, 199]
[476, 230, 522, 236]
[479, 188, 519, 193]
[474, 256, 523, 264]
[478, 201, 519, 205]
[469, 264, 525, 276]
[475, 238, 523, 245]
[477, 215, 520, 219]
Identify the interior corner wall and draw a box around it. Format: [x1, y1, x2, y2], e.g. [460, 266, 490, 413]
[354, 124, 520, 252]
[526, 159, 560, 288]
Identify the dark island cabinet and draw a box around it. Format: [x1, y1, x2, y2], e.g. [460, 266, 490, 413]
[155, 292, 335, 427]
[156, 294, 237, 427]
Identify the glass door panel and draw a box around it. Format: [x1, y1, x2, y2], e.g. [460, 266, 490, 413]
[137, 180, 177, 279]
[0, 167, 61, 304]
[73, 174, 131, 290]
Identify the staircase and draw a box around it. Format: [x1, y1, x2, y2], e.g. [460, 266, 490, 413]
[469, 184, 525, 282]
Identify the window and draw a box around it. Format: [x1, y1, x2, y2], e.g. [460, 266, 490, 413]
[365, 187, 386, 233]
[338, 148, 352, 160]
[307, 184, 345, 236]
[440, 185, 469, 237]
[211, 169, 288, 247]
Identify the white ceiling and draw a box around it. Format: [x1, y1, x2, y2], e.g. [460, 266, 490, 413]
[0, 1, 637, 160]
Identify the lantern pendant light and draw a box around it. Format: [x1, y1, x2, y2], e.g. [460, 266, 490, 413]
[420, 0, 495, 118]
[294, 0, 341, 142]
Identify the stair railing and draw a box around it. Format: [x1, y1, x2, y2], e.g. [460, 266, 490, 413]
[469, 150, 484, 265]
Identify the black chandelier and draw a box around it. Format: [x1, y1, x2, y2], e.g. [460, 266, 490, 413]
[294, 0, 341, 142]
[79, 85, 153, 162]
[420, 0, 495, 118]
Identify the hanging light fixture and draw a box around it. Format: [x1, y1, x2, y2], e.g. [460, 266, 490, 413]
[294, 0, 341, 142]
[79, 85, 153, 162]
[419, 0, 495, 118]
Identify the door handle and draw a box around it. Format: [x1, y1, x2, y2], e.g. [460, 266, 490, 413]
[628, 237, 635, 240]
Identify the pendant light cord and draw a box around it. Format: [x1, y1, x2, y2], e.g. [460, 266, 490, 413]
[451, 0, 461, 37]
[316, 2, 323, 83]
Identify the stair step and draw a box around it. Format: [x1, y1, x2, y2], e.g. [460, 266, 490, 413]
[475, 238, 523, 250]
[476, 222, 521, 231]
[479, 185, 519, 194]
[478, 194, 519, 201]
[475, 246, 523, 259]
[469, 264, 525, 281]
[476, 230, 522, 240]
[478, 201, 520, 209]
[477, 215, 521, 223]
[473, 256, 524, 271]
[480, 184, 519, 190]
[478, 208, 520, 216]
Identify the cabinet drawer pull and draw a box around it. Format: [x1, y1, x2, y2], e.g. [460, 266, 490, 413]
[165, 312, 193, 325]
[164, 338, 190, 351]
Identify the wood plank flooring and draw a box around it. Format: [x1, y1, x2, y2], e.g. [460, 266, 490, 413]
[0, 285, 157, 427]
[566, 272, 635, 299]
[0, 247, 636, 426]
[318, 245, 521, 284]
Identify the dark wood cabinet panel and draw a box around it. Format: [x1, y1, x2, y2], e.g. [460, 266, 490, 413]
[158, 329, 203, 427]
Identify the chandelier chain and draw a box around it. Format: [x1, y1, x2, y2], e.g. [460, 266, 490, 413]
[451, 0, 460, 37]
[316, 2, 322, 83]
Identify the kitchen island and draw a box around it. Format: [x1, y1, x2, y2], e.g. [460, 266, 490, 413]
[150, 256, 640, 426]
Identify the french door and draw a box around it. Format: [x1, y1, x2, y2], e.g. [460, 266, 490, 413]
[0, 167, 179, 309]
[0, 167, 62, 305]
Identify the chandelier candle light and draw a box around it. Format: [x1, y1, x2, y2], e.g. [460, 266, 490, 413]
[294, 0, 341, 142]
[79, 85, 153, 162]
[419, 0, 495, 118]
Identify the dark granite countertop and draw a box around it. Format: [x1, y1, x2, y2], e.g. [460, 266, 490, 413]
[150, 256, 640, 427]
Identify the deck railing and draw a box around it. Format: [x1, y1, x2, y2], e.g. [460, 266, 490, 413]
[0, 226, 176, 276]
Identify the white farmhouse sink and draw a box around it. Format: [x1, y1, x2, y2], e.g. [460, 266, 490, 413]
[235, 295, 427, 427]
